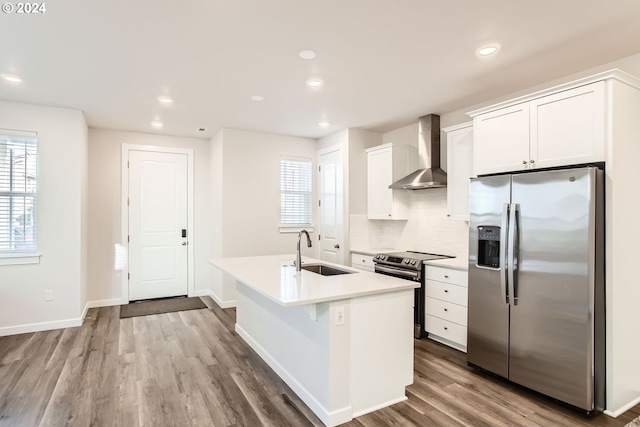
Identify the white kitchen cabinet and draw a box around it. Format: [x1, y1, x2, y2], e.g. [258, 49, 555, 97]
[366, 143, 416, 220]
[444, 122, 474, 221]
[350, 252, 374, 272]
[471, 81, 605, 176]
[424, 264, 468, 352]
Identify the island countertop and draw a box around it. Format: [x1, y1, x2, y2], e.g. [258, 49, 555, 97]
[209, 254, 419, 307]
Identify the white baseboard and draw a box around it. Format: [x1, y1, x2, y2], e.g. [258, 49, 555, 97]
[604, 394, 640, 418]
[0, 317, 83, 337]
[82, 298, 122, 319]
[236, 323, 352, 427]
[192, 289, 236, 309]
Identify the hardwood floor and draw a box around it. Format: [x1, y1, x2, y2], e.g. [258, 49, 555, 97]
[0, 298, 637, 427]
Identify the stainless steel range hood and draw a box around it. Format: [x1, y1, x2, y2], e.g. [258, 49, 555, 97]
[389, 114, 447, 189]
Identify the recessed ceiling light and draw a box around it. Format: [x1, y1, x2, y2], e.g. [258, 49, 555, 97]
[150, 120, 163, 128]
[251, 95, 264, 101]
[158, 96, 174, 105]
[318, 121, 330, 127]
[306, 78, 324, 88]
[476, 44, 500, 57]
[299, 50, 316, 60]
[1, 74, 22, 84]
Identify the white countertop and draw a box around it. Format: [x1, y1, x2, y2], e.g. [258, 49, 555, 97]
[209, 254, 419, 307]
[424, 256, 468, 270]
[350, 247, 396, 256]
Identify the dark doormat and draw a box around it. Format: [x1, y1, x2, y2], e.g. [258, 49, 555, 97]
[120, 296, 207, 319]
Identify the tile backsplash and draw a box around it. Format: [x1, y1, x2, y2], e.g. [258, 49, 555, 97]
[350, 188, 469, 259]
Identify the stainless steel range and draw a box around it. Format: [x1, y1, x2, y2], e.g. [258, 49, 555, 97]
[373, 251, 453, 338]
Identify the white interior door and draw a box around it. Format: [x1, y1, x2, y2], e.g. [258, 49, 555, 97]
[128, 150, 188, 301]
[318, 148, 344, 264]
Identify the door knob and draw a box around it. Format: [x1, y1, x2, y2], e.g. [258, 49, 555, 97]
[334, 244, 340, 249]
[182, 242, 187, 246]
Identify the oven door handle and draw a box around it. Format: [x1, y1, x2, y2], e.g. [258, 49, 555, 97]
[375, 265, 420, 280]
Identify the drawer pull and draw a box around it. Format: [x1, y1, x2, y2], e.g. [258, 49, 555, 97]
[443, 308, 448, 312]
[444, 327, 448, 330]
[444, 275, 449, 279]
[444, 289, 449, 293]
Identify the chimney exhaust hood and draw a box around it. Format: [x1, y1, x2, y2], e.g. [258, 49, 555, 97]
[389, 114, 447, 190]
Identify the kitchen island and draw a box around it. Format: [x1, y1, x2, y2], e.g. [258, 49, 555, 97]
[209, 254, 419, 426]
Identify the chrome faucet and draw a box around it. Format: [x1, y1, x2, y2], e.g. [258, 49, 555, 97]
[295, 229, 312, 271]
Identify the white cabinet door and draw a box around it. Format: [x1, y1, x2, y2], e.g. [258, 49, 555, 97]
[445, 122, 474, 221]
[474, 103, 530, 176]
[531, 81, 605, 169]
[367, 147, 395, 219]
[366, 144, 412, 220]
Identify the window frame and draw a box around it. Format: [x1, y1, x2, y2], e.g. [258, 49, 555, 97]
[279, 156, 314, 234]
[0, 129, 39, 265]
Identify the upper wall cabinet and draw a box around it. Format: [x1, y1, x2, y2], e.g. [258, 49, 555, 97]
[366, 143, 416, 220]
[444, 122, 473, 221]
[470, 81, 606, 176]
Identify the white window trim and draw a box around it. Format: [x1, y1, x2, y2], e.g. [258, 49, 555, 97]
[0, 128, 38, 265]
[0, 253, 41, 265]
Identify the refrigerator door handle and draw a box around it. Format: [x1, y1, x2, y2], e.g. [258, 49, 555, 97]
[500, 203, 510, 304]
[508, 203, 519, 307]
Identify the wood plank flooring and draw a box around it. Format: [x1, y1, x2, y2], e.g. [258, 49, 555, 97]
[0, 298, 637, 427]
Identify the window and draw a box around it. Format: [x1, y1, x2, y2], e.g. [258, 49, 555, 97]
[280, 157, 312, 230]
[0, 131, 38, 258]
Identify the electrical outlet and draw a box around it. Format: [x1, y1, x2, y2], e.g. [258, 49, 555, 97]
[335, 306, 345, 326]
[45, 290, 53, 301]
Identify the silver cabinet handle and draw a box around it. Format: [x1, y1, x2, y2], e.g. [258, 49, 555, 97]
[522, 160, 527, 165]
[444, 275, 449, 279]
[334, 243, 340, 249]
[443, 308, 448, 312]
[530, 159, 535, 164]
[182, 242, 187, 246]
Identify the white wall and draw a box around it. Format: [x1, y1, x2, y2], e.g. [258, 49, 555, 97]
[87, 129, 210, 304]
[209, 129, 318, 305]
[0, 101, 88, 335]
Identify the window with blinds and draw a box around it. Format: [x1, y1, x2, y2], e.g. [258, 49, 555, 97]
[280, 157, 312, 228]
[0, 132, 37, 255]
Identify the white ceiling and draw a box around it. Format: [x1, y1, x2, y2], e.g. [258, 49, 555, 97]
[2, 0, 640, 139]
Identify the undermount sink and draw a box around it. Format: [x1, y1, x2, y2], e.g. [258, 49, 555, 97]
[301, 263, 355, 276]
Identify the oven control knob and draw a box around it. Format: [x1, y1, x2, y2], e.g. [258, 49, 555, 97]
[411, 260, 416, 265]
[404, 259, 410, 264]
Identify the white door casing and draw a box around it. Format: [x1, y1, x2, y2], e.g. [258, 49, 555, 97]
[318, 147, 345, 264]
[121, 145, 195, 303]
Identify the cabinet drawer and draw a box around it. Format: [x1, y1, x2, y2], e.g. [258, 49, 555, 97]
[424, 265, 467, 286]
[425, 280, 467, 306]
[351, 253, 374, 271]
[425, 297, 467, 326]
[425, 315, 467, 347]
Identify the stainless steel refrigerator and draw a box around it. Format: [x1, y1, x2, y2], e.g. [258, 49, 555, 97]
[467, 166, 605, 414]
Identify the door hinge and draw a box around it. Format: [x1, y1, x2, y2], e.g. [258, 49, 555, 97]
[318, 200, 321, 207]
[318, 165, 321, 172]
[127, 235, 130, 243]
[127, 160, 130, 168]
[318, 234, 321, 240]
[127, 198, 130, 206]
[128, 273, 130, 280]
